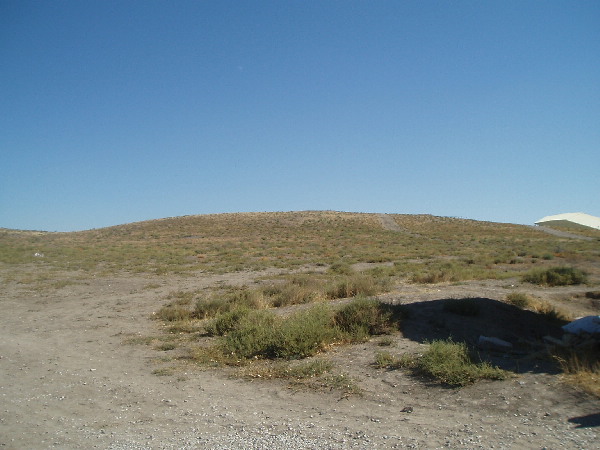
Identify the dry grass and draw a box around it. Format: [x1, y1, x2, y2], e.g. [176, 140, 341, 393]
[505, 292, 572, 324]
[554, 349, 600, 397]
[375, 340, 509, 386]
[3, 211, 598, 283]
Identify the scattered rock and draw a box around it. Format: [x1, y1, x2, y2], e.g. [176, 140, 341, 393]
[478, 336, 513, 352]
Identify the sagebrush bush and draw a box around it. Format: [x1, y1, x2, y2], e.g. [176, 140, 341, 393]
[219, 310, 279, 359]
[216, 298, 403, 361]
[219, 305, 339, 360]
[194, 297, 232, 319]
[274, 304, 339, 359]
[334, 296, 396, 338]
[522, 266, 588, 286]
[205, 307, 251, 336]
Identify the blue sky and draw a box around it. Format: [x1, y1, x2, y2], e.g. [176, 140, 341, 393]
[1, 1, 599, 231]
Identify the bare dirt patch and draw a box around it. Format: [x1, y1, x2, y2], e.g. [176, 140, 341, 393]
[1, 267, 598, 449]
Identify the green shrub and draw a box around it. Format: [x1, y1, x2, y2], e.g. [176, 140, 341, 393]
[219, 305, 340, 360]
[216, 298, 404, 362]
[333, 296, 396, 339]
[443, 298, 480, 316]
[274, 304, 339, 359]
[205, 307, 251, 336]
[219, 310, 279, 359]
[417, 339, 508, 386]
[522, 266, 588, 286]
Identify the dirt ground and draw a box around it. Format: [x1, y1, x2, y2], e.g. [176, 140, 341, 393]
[1, 268, 598, 449]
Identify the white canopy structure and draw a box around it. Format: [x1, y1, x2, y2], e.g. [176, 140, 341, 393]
[535, 212, 600, 231]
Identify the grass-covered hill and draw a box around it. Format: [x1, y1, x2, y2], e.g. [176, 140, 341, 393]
[1, 211, 598, 282]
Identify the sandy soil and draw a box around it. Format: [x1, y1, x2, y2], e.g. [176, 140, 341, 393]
[1, 268, 599, 449]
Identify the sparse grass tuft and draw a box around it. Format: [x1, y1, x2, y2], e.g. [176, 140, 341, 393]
[239, 359, 334, 380]
[155, 305, 193, 322]
[285, 359, 334, 378]
[377, 336, 395, 347]
[373, 351, 417, 370]
[534, 302, 572, 324]
[152, 367, 176, 376]
[416, 339, 508, 386]
[262, 276, 326, 307]
[326, 274, 391, 299]
[156, 342, 177, 351]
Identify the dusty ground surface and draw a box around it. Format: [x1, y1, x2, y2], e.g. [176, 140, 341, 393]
[1, 267, 599, 449]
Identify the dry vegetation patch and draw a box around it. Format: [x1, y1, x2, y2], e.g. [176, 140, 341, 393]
[2, 211, 599, 395]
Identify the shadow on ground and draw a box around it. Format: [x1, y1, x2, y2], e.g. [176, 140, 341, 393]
[569, 413, 600, 428]
[397, 297, 569, 375]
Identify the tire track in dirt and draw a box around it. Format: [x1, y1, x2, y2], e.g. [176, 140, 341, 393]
[532, 225, 594, 241]
[377, 214, 420, 237]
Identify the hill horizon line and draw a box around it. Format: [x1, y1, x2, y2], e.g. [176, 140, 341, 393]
[1, 210, 522, 234]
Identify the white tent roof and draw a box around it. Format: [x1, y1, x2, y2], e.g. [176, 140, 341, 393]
[535, 212, 600, 230]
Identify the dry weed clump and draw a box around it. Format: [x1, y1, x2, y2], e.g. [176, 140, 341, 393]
[554, 348, 600, 397]
[505, 293, 572, 324]
[506, 292, 532, 309]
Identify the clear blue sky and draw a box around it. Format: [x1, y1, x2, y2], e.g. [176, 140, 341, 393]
[1, 1, 599, 231]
